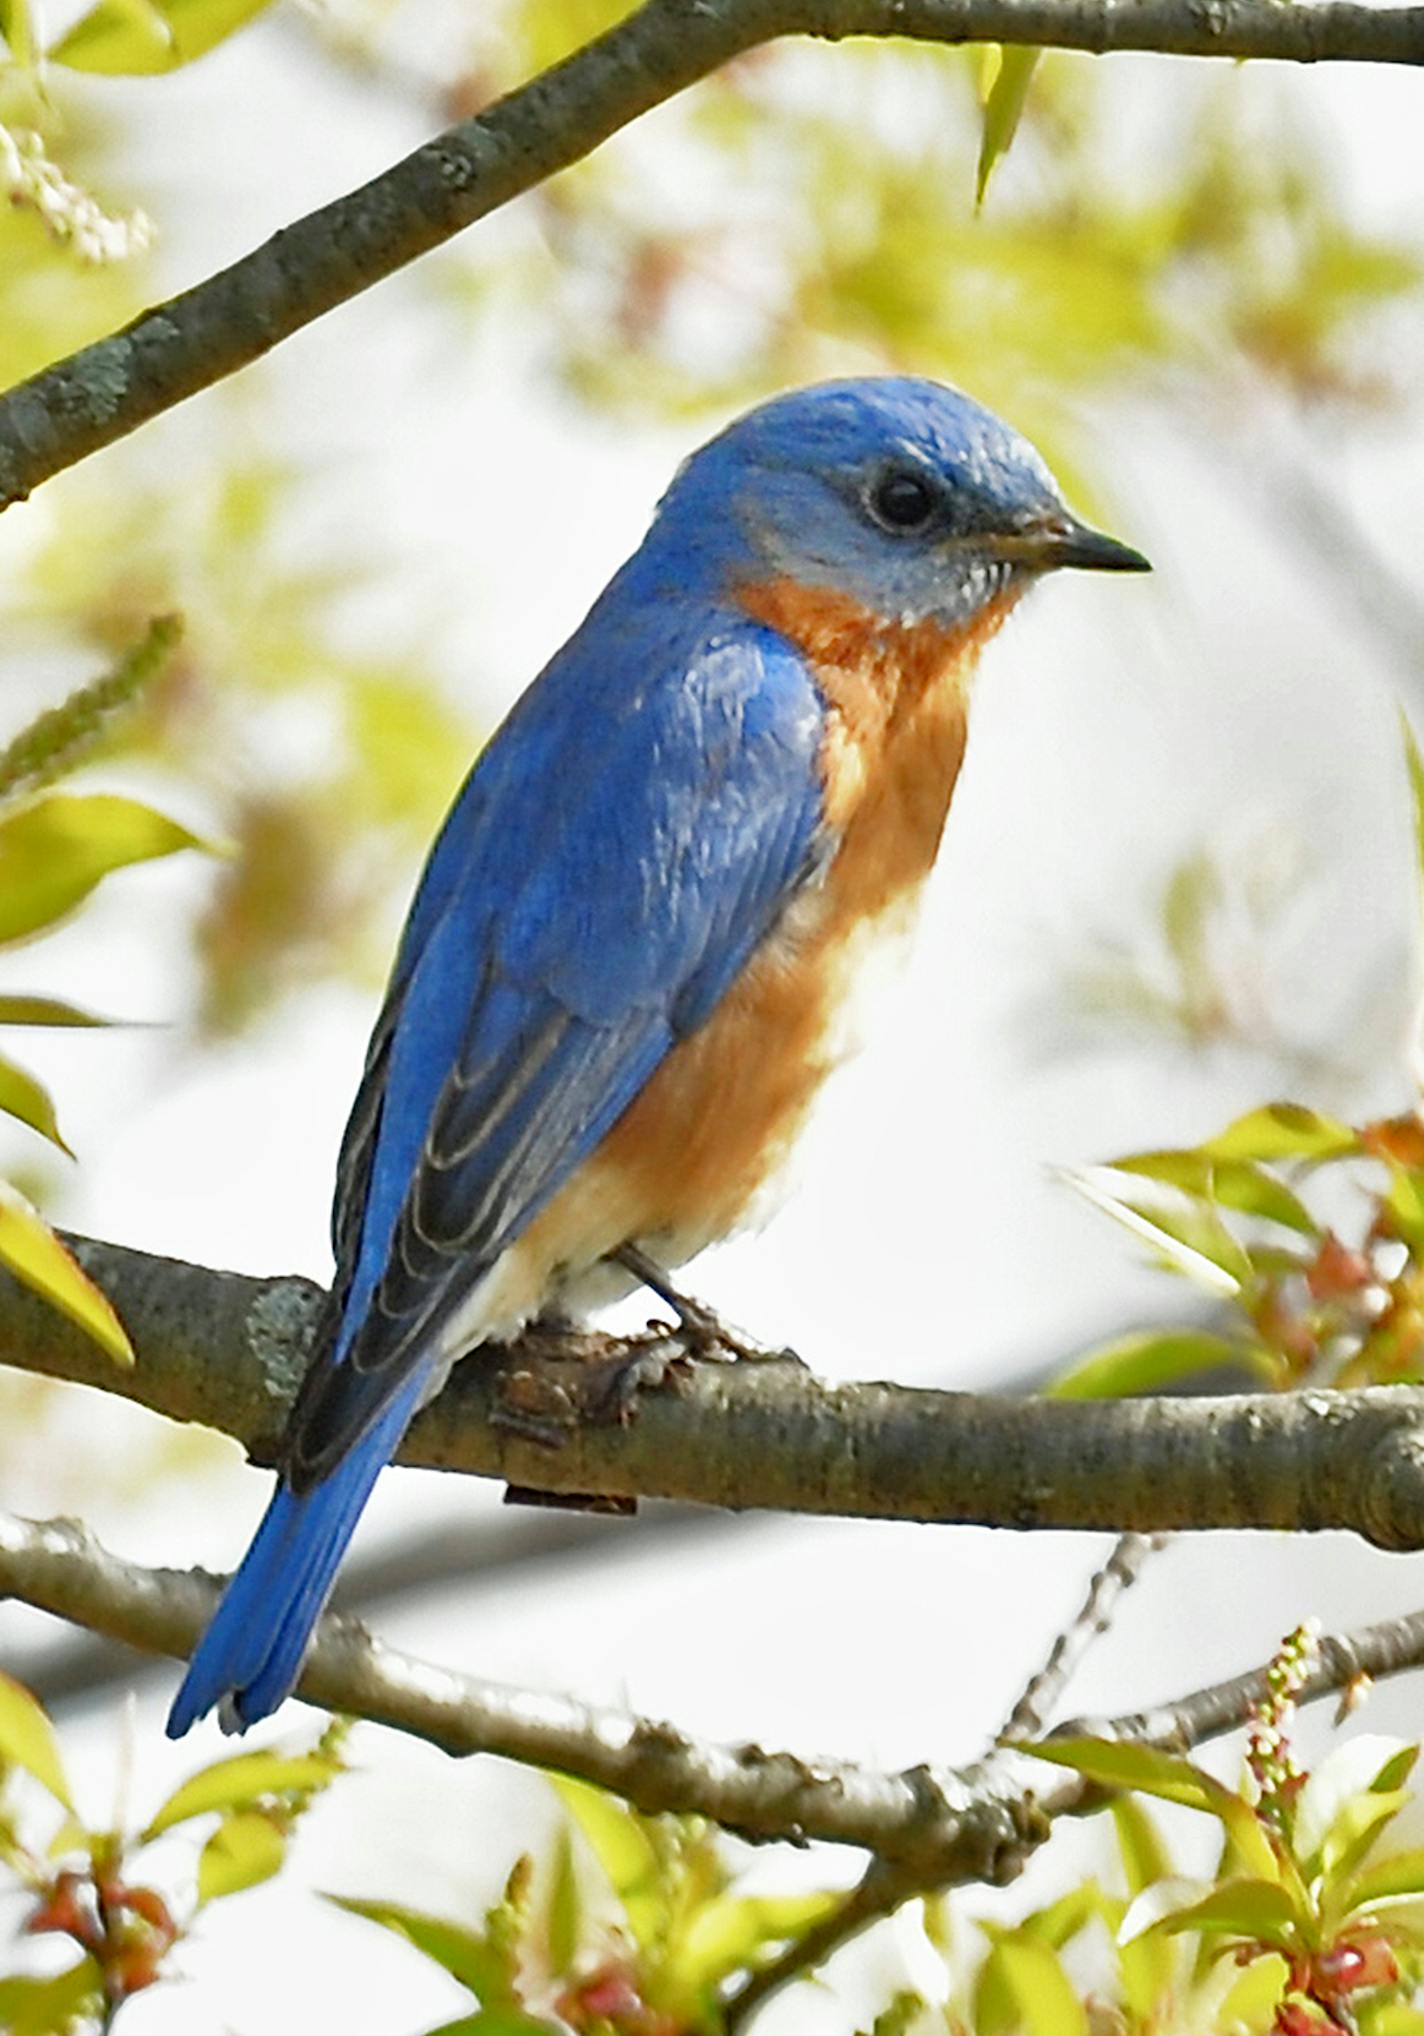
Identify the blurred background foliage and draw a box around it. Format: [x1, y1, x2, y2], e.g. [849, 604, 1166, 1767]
[0, 0, 1417, 1034]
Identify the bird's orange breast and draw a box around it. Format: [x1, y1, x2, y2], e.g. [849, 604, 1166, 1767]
[569, 576, 1020, 1257]
[493, 578, 1021, 1320]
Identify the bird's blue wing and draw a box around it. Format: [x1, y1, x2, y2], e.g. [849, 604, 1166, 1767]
[283, 606, 829, 1492]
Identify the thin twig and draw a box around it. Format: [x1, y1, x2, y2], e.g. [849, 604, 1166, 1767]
[723, 1857, 919, 2034]
[996, 1531, 1168, 1745]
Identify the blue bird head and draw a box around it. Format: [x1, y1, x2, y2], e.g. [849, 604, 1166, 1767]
[644, 377, 1148, 628]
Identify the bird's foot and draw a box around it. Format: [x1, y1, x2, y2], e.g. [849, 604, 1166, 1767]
[611, 1243, 803, 1367]
[491, 1320, 688, 1441]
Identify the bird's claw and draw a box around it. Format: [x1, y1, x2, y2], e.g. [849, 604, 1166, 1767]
[611, 1241, 805, 1368]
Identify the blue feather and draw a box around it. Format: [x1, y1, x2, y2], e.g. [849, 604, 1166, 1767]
[166, 1375, 424, 1737]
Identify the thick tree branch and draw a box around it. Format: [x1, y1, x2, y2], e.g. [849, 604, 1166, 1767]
[0, 0, 1421, 513]
[6, 1233, 1424, 1545]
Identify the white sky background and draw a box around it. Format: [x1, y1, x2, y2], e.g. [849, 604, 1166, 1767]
[1, 13, 1424, 2032]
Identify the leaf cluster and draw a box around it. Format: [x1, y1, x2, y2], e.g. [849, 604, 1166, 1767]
[0, 1670, 347, 2032]
[337, 1773, 840, 2035]
[1056, 727, 1424, 1400]
[0, 623, 201, 1364]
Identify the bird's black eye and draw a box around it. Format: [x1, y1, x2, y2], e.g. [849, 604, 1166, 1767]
[867, 468, 939, 534]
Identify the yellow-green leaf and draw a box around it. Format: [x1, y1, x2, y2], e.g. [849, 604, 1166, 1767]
[0, 793, 207, 944]
[0, 0, 37, 63]
[197, 1810, 285, 1904]
[549, 1775, 664, 1950]
[1063, 1170, 1250, 1296]
[0, 1183, 133, 1365]
[49, 0, 276, 71]
[1203, 1103, 1359, 1165]
[1295, 1735, 1417, 1883]
[544, 1826, 580, 1979]
[0, 1051, 71, 1154]
[984, 1935, 1088, 2036]
[1029, 1740, 1278, 1880]
[143, 1749, 342, 1837]
[1110, 1150, 1317, 1235]
[0, 1959, 102, 2036]
[0, 996, 117, 1028]
[1112, 1795, 1173, 1897]
[676, 1888, 842, 1991]
[0, 1671, 73, 1807]
[1403, 713, 1424, 923]
[1344, 1846, 1424, 1911]
[977, 45, 1042, 205]
[1216, 1952, 1291, 2028]
[1051, 1328, 1254, 1399]
[1149, 1877, 1303, 1950]
[329, 1896, 509, 2001]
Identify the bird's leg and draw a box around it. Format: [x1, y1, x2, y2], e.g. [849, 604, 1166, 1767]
[611, 1243, 800, 1365]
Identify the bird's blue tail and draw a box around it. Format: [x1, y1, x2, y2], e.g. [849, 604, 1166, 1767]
[166, 1380, 423, 1737]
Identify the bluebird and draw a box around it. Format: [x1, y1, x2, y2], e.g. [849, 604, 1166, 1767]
[167, 376, 1147, 1736]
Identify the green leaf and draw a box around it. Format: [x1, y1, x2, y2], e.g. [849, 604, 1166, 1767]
[0, 793, 207, 945]
[977, 45, 1041, 205]
[1346, 1847, 1424, 1911]
[676, 1888, 842, 1991]
[982, 1934, 1089, 2036]
[0, 1959, 102, 2035]
[1108, 1795, 1179, 2014]
[1203, 1103, 1359, 1165]
[0, 1052, 71, 1154]
[1110, 1149, 1317, 1235]
[329, 1897, 511, 2002]
[1018, 1880, 1116, 1949]
[1216, 1952, 1292, 2027]
[0, 0, 37, 64]
[143, 1750, 343, 1837]
[1051, 1328, 1253, 1399]
[860, 1994, 931, 2036]
[48, 0, 277, 71]
[1402, 713, 1424, 931]
[1111, 1794, 1173, 1896]
[549, 1774, 665, 1950]
[1295, 1736, 1417, 1883]
[1148, 1877, 1304, 1950]
[1029, 1740, 1278, 1879]
[0, 996, 118, 1028]
[543, 1826, 580, 1979]
[197, 1810, 286, 1904]
[1063, 1170, 1251, 1296]
[0, 1672, 73, 1807]
[1382, 1166, 1424, 1254]
[0, 1184, 134, 1365]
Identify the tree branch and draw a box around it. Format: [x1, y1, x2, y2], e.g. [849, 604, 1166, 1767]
[0, 1508, 1051, 1877]
[995, 1529, 1166, 1745]
[4, 1500, 1424, 2021]
[1, 0, 1420, 514]
[7, 1234, 1424, 1545]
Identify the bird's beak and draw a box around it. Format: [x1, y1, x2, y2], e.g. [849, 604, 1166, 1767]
[987, 516, 1151, 575]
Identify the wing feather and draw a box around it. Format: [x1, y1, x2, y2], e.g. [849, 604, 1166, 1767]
[284, 605, 829, 1493]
